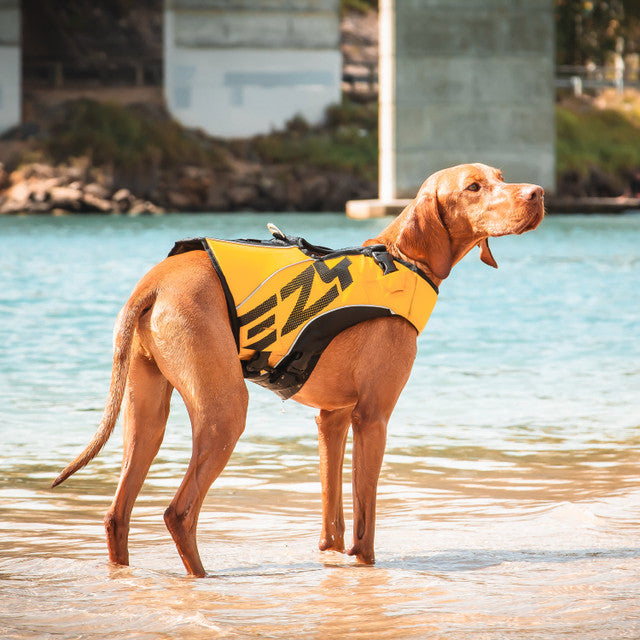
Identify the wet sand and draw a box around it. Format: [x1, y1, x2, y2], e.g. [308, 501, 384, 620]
[2, 446, 640, 639]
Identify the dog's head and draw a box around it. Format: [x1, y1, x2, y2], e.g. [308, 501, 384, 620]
[370, 163, 544, 282]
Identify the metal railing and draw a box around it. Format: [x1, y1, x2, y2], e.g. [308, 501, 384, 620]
[556, 63, 640, 94]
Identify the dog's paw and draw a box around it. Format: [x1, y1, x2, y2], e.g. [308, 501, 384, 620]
[319, 535, 345, 553]
[346, 544, 375, 565]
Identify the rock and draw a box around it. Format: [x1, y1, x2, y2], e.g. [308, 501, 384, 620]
[0, 199, 26, 215]
[178, 166, 213, 208]
[7, 180, 32, 202]
[112, 188, 134, 212]
[0, 181, 36, 214]
[301, 174, 330, 210]
[556, 170, 587, 198]
[586, 167, 623, 197]
[65, 156, 91, 182]
[129, 199, 163, 215]
[20, 163, 56, 181]
[166, 190, 193, 209]
[112, 187, 132, 202]
[83, 182, 111, 200]
[255, 174, 288, 211]
[205, 182, 232, 210]
[82, 191, 113, 212]
[284, 179, 305, 211]
[50, 185, 83, 211]
[0, 161, 169, 215]
[228, 184, 258, 208]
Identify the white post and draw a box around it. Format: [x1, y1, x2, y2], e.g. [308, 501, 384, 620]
[378, 0, 395, 201]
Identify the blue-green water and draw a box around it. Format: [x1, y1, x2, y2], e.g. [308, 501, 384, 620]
[1, 212, 639, 639]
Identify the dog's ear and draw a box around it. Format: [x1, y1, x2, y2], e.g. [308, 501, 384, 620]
[399, 193, 453, 280]
[478, 238, 498, 269]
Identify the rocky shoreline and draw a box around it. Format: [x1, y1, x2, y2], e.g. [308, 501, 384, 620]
[4, 160, 640, 216]
[4, 155, 640, 216]
[0, 158, 377, 215]
[0, 161, 162, 215]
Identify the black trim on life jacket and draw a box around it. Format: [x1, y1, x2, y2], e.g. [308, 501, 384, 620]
[243, 305, 395, 399]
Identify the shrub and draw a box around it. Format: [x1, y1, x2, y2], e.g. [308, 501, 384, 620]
[45, 99, 226, 171]
[251, 100, 378, 181]
[556, 104, 640, 178]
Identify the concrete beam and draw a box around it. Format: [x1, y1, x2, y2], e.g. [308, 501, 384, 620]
[169, 0, 335, 10]
[174, 9, 339, 49]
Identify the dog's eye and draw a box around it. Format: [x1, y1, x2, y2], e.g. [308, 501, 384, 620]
[466, 183, 481, 192]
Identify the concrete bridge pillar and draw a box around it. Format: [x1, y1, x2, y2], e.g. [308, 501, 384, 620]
[0, 0, 21, 135]
[377, 0, 555, 204]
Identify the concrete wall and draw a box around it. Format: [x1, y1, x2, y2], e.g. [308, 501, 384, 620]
[0, 0, 21, 135]
[164, 0, 341, 137]
[380, 0, 556, 198]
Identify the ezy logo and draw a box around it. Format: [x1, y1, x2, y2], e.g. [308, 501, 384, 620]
[238, 257, 353, 352]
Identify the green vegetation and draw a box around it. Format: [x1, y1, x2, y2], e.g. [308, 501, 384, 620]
[340, 0, 377, 15]
[35, 98, 378, 181]
[232, 99, 378, 181]
[45, 99, 227, 171]
[556, 102, 640, 180]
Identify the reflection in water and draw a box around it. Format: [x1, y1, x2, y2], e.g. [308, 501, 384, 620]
[1, 213, 639, 638]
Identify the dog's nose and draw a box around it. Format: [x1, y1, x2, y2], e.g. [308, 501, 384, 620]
[523, 185, 544, 202]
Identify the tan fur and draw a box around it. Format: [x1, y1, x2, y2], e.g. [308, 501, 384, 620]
[52, 164, 544, 576]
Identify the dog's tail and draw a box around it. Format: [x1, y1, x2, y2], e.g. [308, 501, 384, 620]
[51, 287, 157, 488]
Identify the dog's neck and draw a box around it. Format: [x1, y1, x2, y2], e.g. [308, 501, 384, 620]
[384, 243, 443, 287]
[369, 207, 487, 288]
[366, 211, 446, 287]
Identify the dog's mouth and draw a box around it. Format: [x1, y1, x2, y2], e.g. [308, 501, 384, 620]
[489, 188, 545, 238]
[492, 205, 544, 238]
[512, 200, 545, 235]
[524, 202, 545, 232]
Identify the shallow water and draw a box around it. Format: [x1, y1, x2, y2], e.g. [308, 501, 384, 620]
[1, 212, 639, 639]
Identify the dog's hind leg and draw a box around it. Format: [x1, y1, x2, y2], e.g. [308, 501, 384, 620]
[156, 314, 248, 577]
[104, 345, 173, 566]
[163, 377, 248, 577]
[316, 407, 352, 554]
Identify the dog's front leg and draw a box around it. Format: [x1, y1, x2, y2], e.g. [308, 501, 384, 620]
[347, 404, 388, 565]
[316, 407, 352, 553]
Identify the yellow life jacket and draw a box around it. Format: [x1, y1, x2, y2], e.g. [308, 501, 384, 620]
[169, 227, 438, 399]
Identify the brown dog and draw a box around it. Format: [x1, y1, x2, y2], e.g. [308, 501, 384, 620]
[52, 163, 544, 576]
